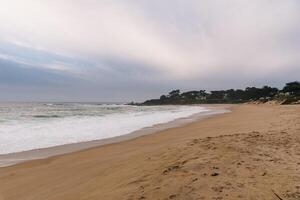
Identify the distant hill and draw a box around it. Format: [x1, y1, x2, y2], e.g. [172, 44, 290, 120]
[131, 81, 300, 105]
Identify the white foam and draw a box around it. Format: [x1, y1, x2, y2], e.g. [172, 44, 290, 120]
[0, 105, 209, 154]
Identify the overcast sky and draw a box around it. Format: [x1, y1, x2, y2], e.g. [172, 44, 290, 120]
[0, 0, 299, 102]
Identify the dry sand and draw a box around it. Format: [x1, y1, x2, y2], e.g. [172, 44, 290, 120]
[0, 104, 299, 200]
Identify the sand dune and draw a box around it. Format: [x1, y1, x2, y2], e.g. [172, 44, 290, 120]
[0, 105, 299, 200]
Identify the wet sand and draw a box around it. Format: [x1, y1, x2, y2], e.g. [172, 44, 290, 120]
[0, 104, 299, 200]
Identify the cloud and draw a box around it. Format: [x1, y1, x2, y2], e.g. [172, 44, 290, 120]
[0, 0, 299, 101]
[0, 59, 77, 86]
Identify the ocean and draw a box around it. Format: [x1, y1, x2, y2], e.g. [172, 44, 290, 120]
[0, 103, 210, 155]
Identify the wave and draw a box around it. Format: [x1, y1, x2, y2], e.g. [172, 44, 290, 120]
[0, 105, 209, 154]
[33, 115, 61, 118]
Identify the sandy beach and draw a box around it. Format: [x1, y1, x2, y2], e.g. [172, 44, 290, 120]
[0, 104, 299, 200]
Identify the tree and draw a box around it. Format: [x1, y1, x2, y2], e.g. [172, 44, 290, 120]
[168, 90, 181, 98]
[160, 95, 167, 100]
[282, 81, 300, 96]
[208, 90, 226, 100]
[199, 90, 208, 99]
[181, 91, 200, 98]
[260, 86, 279, 98]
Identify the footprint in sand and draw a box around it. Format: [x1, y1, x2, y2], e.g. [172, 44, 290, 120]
[163, 164, 181, 175]
[169, 194, 177, 199]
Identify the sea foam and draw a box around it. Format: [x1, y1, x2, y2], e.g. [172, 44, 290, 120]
[0, 104, 209, 154]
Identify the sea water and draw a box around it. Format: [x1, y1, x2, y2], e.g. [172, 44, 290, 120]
[0, 103, 210, 154]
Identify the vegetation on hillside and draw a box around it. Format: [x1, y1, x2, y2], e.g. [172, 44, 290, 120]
[135, 81, 300, 105]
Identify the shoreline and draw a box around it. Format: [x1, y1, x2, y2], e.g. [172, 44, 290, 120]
[0, 104, 231, 167]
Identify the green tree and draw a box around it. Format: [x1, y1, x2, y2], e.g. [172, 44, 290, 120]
[168, 90, 181, 98]
[282, 81, 300, 96]
[160, 95, 167, 100]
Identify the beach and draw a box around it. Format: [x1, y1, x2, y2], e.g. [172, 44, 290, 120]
[0, 104, 299, 200]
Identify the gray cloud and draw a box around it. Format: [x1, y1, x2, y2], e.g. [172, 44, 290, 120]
[0, 0, 299, 101]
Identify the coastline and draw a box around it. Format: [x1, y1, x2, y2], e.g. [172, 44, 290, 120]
[0, 104, 230, 167]
[0, 104, 299, 200]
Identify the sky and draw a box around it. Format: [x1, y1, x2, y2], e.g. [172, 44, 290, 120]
[0, 0, 299, 102]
